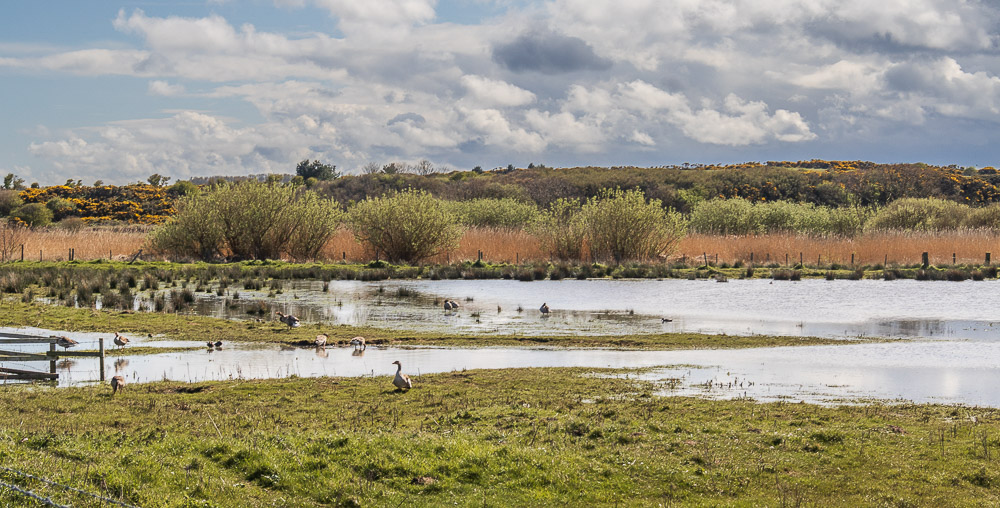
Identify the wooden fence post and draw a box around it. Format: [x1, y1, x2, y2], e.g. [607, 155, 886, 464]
[921, 252, 929, 268]
[49, 343, 56, 375]
[99, 338, 105, 382]
[987, 252, 991, 265]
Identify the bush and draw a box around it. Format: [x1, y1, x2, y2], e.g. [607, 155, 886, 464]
[0, 190, 22, 216]
[449, 198, 540, 229]
[964, 204, 1000, 230]
[45, 197, 77, 221]
[689, 198, 758, 235]
[580, 188, 687, 263]
[168, 180, 199, 196]
[348, 189, 463, 263]
[532, 198, 585, 261]
[11, 203, 53, 228]
[149, 181, 343, 261]
[58, 217, 86, 233]
[866, 198, 969, 232]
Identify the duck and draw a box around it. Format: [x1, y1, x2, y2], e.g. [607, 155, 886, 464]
[539, 303, 550, 314]
[113, 332, 130, 350]
[110, 375, 125, 396]
[661, 317, 673, 323]
[213, 341, 223, 349]
[52, 335, 78, 351]
[350, 336, 366, 350]
[315, 334, 328, 348]
[275, 311, 300, 329]
[391, 360, 412, 390]
[206, 341, 215, 349]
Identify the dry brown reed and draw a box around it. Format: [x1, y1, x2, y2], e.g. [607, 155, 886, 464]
[679, 231, 1000, 266]
[18, 227, 150, 262]
[19, 226, 1000, 266]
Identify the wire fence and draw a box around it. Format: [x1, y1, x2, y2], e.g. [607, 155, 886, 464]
[0, 465, 141, 508]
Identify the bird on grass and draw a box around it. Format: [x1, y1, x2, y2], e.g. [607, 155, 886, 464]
[391, 360, 412, 391]
[52, 335, 78, 351]
[350, 336, 366, 350]
[110, 375, 125, 396]
[113, 332, 130, 350]
[275, 311, 300, 329]
[315, 334, 328, 348]
[443, 300, 460, 311]
[539, 303, 550, 315]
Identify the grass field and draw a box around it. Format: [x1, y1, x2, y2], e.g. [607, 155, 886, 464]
[1, 368, 997, 507]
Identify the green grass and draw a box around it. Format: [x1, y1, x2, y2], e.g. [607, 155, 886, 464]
[0, 299, 870, 350]
[0, 368, 997, 507]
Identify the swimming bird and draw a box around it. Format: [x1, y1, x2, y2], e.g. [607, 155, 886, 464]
[113, 332, 130, 350]
[350, 336, 366, 350]
[206, 341, 215, 349]
[275, 311, 300, 329]
[661, 318, 673, 323]
[110, 375, 125, 396]
[213, 341, 223, 349]
[392, 360, 412, 390]
[315, 334, 328, 348]
[52, 335, 78, 351]
[539, 303, 550, 314]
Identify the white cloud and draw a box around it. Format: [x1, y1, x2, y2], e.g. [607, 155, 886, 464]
[148, 80, 185, 96]
[460, 75, 536, 107]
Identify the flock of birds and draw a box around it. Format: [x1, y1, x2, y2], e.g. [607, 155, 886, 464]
[54, 299, 563, 396]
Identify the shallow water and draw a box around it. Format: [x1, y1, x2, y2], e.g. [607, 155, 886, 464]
[157, 278, 1000, 340]
[6, 278, 1000, 406]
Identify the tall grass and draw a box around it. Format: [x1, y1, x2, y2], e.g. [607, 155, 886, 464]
[17, 227, 149, 261]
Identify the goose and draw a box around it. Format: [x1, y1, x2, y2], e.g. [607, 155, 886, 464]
[350, 336, 366, 350]
[52, 335, 78, 351]
[206, 341, 215, 349]
[661, 317, 673, 323]
[213, 341, 223, 349]
[391, 360, 412, 390]
[110, 375, 125, 396]
[539, 303, 550, 314]
[275, 311, 300, 329]
[113, 332, 130, 350]
[315, 334, 328, 348]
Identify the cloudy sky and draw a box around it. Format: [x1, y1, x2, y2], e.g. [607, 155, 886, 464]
[3, 0, 1000, 185]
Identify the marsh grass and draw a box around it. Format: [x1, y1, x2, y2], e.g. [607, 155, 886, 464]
[0, 368, 997, 507]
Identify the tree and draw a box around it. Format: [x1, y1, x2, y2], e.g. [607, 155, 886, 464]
[148, 173, 171, 187]
[296, 159, 339, 181]
[362, 162, 381, 175]
[381, 162, 404, 174]
[0, 219, 27, 261]
[11, 203, 53, 228]
[3, 173, 25, 190]
[579, 188, 687, 263]
[414, 159, 435, 175]
[0, 190, 23, 216]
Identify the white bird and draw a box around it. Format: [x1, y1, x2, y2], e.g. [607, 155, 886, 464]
[110, 375, 125, 396]
[315, 334, 328, 348]
[392, 360, 412, 390]
[113, 332, 130, 350]
[539, 303, 550, 314]
[275, 311, 300, 329]
[350, 336, 366, 350]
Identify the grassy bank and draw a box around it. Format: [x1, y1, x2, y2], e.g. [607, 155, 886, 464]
[1, 368, 997, 507]
[0, 299, 854, 350]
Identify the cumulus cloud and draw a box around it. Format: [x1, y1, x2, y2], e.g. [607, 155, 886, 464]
[148, 80, 185, 96]
[460, 75, 536, 107]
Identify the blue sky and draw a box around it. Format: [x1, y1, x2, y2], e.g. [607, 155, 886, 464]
[3, 0, 1000, 185]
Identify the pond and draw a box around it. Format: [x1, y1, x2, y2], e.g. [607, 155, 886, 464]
[181, 278, 1000, 340]
[5, 278, 1000, 406]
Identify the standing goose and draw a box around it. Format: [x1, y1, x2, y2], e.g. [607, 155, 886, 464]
[539, 303, 550, 314]
[443, 300, 455, 311]
[52, 335, 78, 351]
[110, 375, 125, 396]
[315, 334, 328, 348]
[350, 336, 366, 350]
[113, 332, 130, 350]
[275, 311, 301, 329]
[391, 360, 412, 390]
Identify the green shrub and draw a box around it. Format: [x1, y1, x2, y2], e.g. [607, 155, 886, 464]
[866, 198, 969, 232]
[532, 198, 586, 261]
[963, 204, 1000, 230]
[689, 198, 758, 235]
[45, 197, 77, 220]
[149, 182, 343, 261]
[0, 190, 22, 216]
[580, 188, 687, 263]
[11, 203, 53, 228]
[168, 180, 199, 196]
[449, 198, 540, 229]
[348, 189, 463, 263]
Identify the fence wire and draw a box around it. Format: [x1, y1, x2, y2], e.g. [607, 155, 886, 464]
[0, 465, 142, 508]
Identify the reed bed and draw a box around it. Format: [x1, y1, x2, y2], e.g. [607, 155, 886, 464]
[13, 226, 1000, 266]
[679, 231, 1000, 266]
[17, 227, 149, 262]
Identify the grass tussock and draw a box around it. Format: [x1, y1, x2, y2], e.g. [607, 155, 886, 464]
[0, 368, 998, 507]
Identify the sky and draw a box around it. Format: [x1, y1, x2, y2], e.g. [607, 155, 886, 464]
[2, 0, 1000, 185]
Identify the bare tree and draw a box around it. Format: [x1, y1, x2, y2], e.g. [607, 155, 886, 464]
[0, 219, 26, 262]
[414, 159, 435, 175]
[362, 162, 381, 175]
